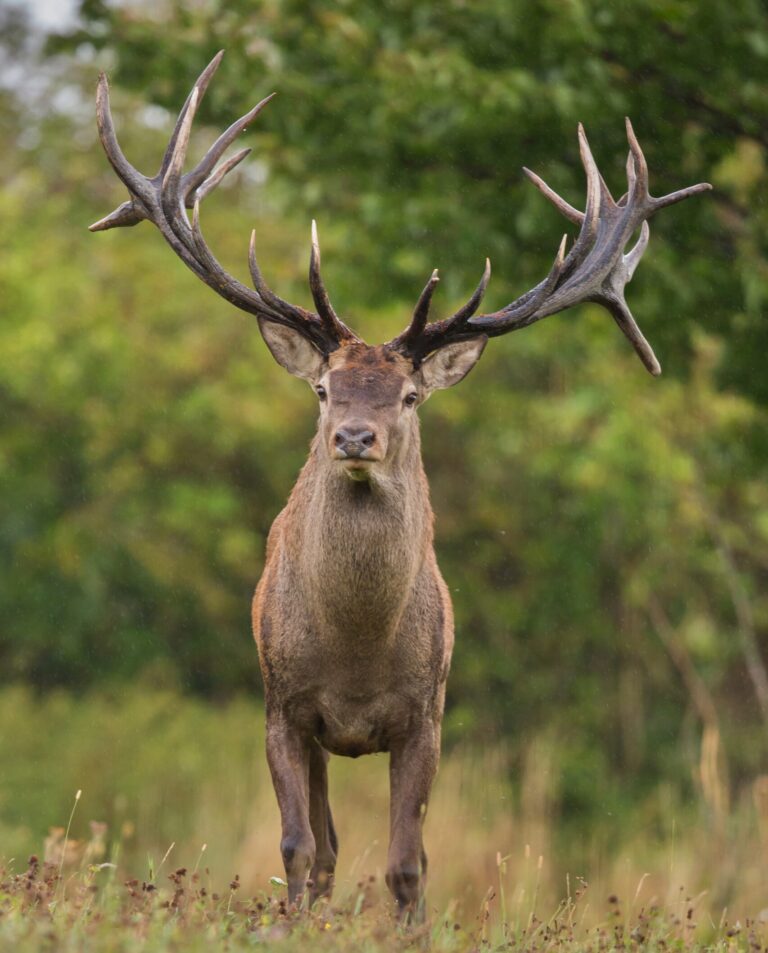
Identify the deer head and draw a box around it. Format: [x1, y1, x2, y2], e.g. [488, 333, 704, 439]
[259, 335, 484, 480]
[91, 51, 711, 474]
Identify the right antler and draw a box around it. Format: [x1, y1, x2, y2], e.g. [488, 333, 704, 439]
[91, 51, 360, 355]
[388, 122, 711, 374]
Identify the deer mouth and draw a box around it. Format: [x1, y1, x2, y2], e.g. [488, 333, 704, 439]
[333, 445, 383, 465]
[337, 456, 379, 481]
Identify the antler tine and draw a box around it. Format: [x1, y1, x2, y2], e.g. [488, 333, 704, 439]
[522, 167, 583, 225]
[518, 125, 603, 295]
[195, 147, 251, 202]
[470, 233, 568, 331]
[602, 291, 661, 376]
[624, 220, 649, 280]
[513, 233, 568, 316]
[450, 257, 492, 324]
[162, 86, 198, 211]
[624, 117, 711, 212]
[388, 120, 710, 372]
[186, 199, 334, 349]
[88, 89, 146, 233]
[621, 150, 635, 206]
[89, 199, 142, 232]
[248, 229, 315, 324]
[159, 50, 224, 178]
[523, 124, 615, 228]
[624, 117, 650, 203]
[577, 123, 603, 240]
[386, 258, 490, 360]
[652, 181, 713, 211]
[91, 52, 358, 355]
[398, 269, 440, 350]
[185, 93, 276, 194]
[517, 123, 603, 294]
[94, 73, 152, 204]
[309, 221, 359, 342]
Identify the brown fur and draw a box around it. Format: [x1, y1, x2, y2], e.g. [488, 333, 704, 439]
[252, 343, 464, 918]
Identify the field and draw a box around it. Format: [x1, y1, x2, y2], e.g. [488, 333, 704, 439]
[1, 687, 766, 951]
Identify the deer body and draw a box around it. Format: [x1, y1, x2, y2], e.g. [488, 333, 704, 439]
[91, 51, 710, 920]
[253, 426, 450, 759]
[252, 346, 454, 908]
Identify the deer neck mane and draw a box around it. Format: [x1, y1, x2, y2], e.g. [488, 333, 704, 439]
[286, 421, 433, 638]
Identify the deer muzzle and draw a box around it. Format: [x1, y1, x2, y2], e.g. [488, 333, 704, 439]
[333, 426, 380, 461]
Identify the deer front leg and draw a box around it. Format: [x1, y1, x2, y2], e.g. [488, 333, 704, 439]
[265, 715, 315, 905]
[386, 720, 440, 922]
[308, 739, 337, 904]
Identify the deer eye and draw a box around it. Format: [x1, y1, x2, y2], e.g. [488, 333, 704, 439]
[316, 385, 327, 402]
[404, 392, 418, 407]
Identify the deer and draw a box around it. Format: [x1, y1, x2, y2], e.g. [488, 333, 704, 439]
[90, 51, 710, 919]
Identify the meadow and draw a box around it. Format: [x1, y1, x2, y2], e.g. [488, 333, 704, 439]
[1, 687, 767, 950]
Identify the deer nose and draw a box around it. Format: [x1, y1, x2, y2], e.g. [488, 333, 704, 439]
[334, 427, 376, 458]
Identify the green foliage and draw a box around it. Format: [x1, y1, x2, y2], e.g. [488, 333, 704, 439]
[1, 0, 767, 849]
[48, 0, 768, 397]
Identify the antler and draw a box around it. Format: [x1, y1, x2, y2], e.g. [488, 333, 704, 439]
[388, 121, 711, 374]
[90, 51, 359, 354]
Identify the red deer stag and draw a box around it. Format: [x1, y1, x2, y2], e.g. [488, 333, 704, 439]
[91, 52, 710, 918]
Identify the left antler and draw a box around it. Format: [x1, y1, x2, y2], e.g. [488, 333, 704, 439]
[387, 121, 711, 374]
[90, 51, 360, 356]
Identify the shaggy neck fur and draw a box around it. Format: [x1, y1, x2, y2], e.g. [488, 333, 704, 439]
[285, 418, 433, 641]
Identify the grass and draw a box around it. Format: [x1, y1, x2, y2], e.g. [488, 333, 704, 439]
[1, 685, 767, 950]
[1, 851, 765, 952]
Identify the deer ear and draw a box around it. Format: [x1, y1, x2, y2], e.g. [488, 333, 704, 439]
[418, 337, 487, 393]
[258, 319, 327, 382]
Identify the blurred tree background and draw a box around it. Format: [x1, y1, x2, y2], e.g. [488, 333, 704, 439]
[2, 0, 768, 866]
